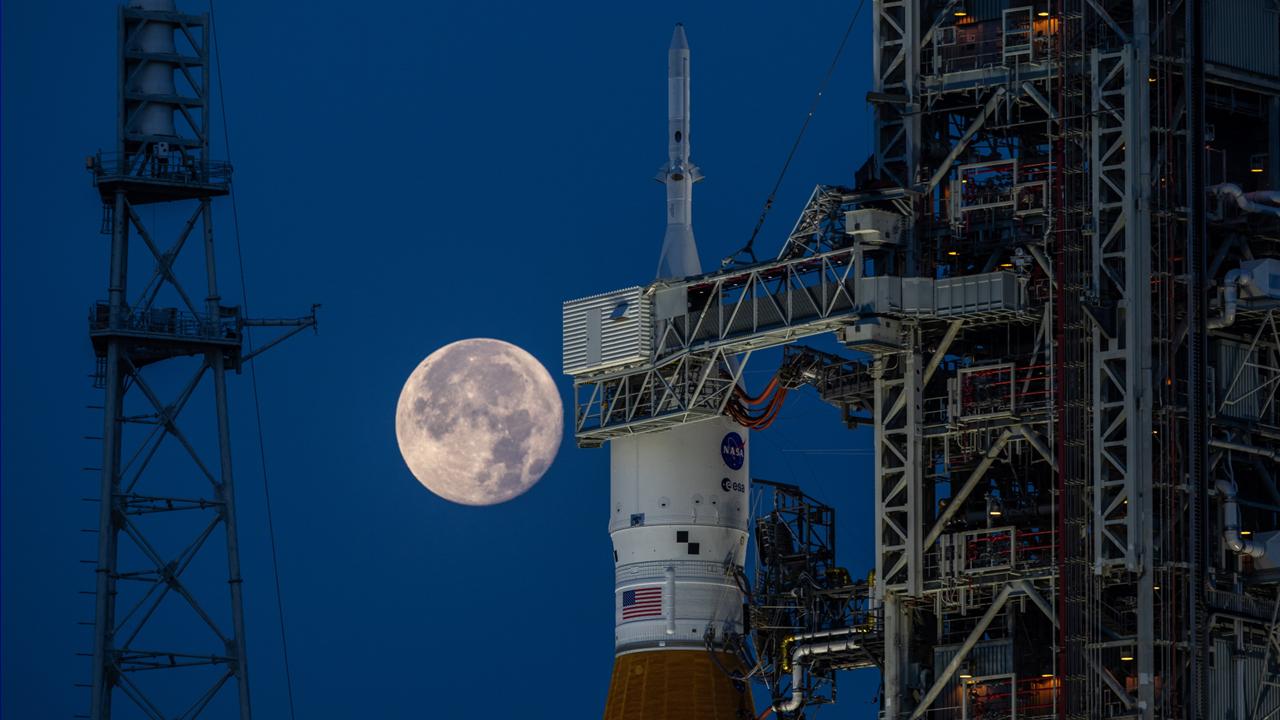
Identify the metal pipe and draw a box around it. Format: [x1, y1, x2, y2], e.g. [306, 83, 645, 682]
[1245, 190, 1280, 206]
[1207, 268, 1255, 330]
[1211, 438, 1280, 463]
[774, 631, 865, 714]
[1209, 183, 1280, 218]
[1215, 479, 1265, 558]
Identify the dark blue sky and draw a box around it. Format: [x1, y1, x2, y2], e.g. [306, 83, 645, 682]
[2, 1, 879, 716]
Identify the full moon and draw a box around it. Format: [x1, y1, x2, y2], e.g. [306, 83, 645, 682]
[395, 339, 563, 505]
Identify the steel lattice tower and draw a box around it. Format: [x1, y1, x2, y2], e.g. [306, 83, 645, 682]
[84, 2, 313, 717]
[560, 2, 1280, 718]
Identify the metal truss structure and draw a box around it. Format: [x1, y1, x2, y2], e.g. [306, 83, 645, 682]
[746, 481, 883, 712]
[566, 1, 1280, 718]
[82, 4, 313, 718]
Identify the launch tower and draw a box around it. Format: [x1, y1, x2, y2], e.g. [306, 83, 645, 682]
[83, 2, 314, 717]
[564, 3, 1280, 719]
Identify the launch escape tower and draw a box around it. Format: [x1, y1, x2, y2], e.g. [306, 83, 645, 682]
[83, 1, 313, 717]
[564, 2, 1280, 719]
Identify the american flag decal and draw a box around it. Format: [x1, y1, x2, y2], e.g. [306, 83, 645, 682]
[621, 587, 663, 620]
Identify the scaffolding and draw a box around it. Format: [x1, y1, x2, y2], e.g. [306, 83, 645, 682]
[81, 4, 314, 718]
[563, 1, 1280, 718]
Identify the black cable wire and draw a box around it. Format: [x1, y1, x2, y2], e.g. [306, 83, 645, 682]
[724, 0, 868, 269]
[208, 3, 298, 717]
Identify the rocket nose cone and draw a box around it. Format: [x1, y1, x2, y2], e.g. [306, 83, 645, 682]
[670, 23, 688, 50]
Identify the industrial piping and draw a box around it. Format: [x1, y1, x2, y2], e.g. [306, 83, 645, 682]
[1207, 267, 1256, 330]
[1211, 438, 1280, 464]
[1208, 183, 1280, 219]
[774, 630, 866, 713]
[1215, 479, 1265, 558]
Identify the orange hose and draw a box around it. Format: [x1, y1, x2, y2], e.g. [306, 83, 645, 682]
[736, 374, 780, 406]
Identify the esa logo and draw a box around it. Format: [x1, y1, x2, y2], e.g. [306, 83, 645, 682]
[721, 477, 745, 493]
[720, 432, 745, 470]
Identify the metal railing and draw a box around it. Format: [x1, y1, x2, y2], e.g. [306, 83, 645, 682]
[89, 151, 232, 188]
[89, 303, 240, 343]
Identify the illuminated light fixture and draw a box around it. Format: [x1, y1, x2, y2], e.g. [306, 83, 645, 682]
[953, 3, 968, 17]
[959, 662, 974, 679]
[987, 495, 1004, 518]
[1148, 76, 1157, 83]
[1153, 585, 1161, 591]
[1241, 530, 1253, 536]
[947, 250, 959, 256]
[1120, 655, 1135, 661]
[1041, 673, 1054, 678]
[1037, 9, 1050, 16]
[1251, 153, 1267, 173]
[1000, 262, 1014, 268]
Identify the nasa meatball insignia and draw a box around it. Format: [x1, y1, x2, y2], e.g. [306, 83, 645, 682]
[720, 432, 744, 470]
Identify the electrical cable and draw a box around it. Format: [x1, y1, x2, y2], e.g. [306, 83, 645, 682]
[208, 3, 298, 717]
[723, 0, 868, 269]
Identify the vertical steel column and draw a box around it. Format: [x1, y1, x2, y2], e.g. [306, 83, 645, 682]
[90, 189, 129, 720]
[872, 347, 923, 719]
[882, 593, 909, 720]
[202, 198, 253, 718]
[873, 351, 923, 597]
[1184, 0, 1208, 715]
[1090, 45, 1148, 573]
[1128, 3, 1156, 714]
[211, 352, 252, 717]
[872, 0, 919, 191]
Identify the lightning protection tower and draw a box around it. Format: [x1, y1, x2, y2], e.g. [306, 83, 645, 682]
[83, 1, 314, 717]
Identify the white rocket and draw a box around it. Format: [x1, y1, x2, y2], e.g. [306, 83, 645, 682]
[603, 25, 754, 720]
[655, 24, 703, 280]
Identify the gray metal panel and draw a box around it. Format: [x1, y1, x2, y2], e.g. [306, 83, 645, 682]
[844, 208, 906, 245]
[902, 277, 935, 315]
[563, 286, 650, 375]
[585, 307, 602, 367]
[1206, 0, 1280, 79]
[930, 640, 1014, 720]
[1208, 635, 1280, 720]
[654, 285, 687, 321]
[935, 271, 1020, 316]
[856, 276, 903, 314]
[1215, 339, 1264, 422]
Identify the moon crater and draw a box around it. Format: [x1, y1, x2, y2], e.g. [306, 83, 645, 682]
[395, 339, 562, 505]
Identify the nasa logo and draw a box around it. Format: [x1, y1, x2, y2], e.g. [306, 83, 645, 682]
[720, 432, 744, 470]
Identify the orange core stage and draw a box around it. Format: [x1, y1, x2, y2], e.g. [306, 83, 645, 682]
[603, 650, 754, 720]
